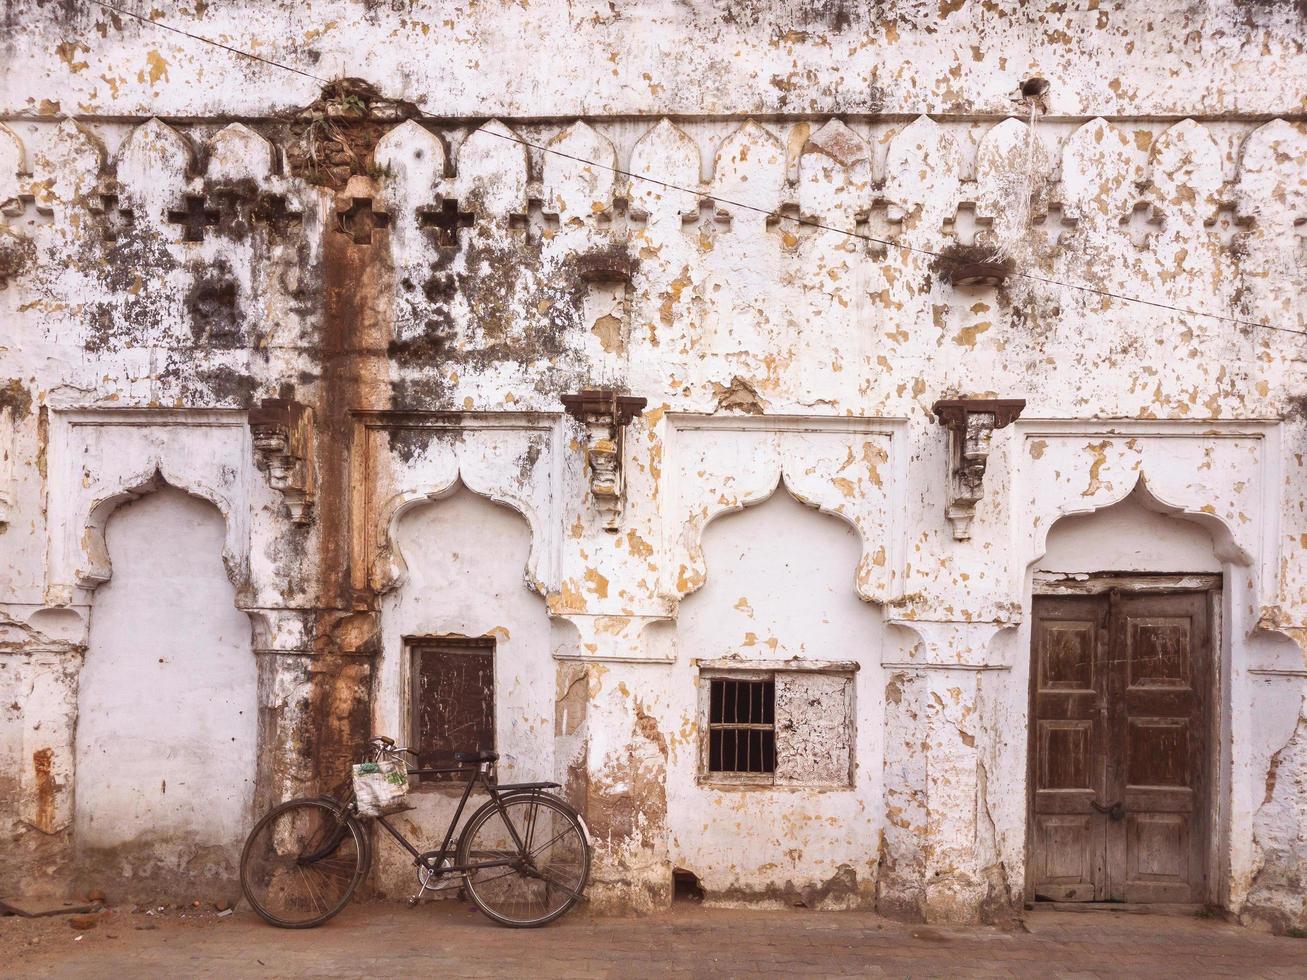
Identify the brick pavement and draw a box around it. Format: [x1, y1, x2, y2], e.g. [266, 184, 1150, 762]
[4, 900, 1304, 978]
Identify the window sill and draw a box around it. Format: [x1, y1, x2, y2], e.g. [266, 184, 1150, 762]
[694, 657, 859, 674]
[696, 777, 854, 791]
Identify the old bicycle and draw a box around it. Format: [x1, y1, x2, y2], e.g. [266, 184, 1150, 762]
[239, 736, 590, 928]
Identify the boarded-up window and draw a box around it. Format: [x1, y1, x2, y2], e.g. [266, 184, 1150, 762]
[700, 668, 854, 786]
[410, 639, 495, 780]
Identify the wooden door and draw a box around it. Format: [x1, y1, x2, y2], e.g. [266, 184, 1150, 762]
[1028, 591, 1211, 904]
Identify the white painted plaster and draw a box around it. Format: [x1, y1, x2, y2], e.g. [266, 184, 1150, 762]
[373, 485, 553, 896]
[666, 488, 883, 906]
[74, 487, 256, 879]
[1, 0, 1304, 927]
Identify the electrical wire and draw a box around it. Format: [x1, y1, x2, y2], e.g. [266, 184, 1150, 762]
[480, 127, 1300, 336]
[77, 1, 1303, 339]
[87, 0, 329, 83]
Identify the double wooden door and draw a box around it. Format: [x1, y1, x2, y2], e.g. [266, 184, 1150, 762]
[1027, 590, 1212, 904]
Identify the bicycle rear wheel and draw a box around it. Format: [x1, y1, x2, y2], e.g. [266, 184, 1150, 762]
[456, 794, 590, 927]
[240, 797, 368, 928]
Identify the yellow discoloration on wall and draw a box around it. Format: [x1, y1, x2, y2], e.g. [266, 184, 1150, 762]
[584, 567, 610, 599]
[1082, 441, 1113, 497]
[144, 50, 169, 86]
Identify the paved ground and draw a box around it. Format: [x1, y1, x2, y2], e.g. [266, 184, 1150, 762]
[3, 899, 1304, 978]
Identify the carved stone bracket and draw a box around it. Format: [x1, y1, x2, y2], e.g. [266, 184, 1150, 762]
[560, 389, 647, 532]
[932, 398, 1025, 541]
[249, 398, 316, 525]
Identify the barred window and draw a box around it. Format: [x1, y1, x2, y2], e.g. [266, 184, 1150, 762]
[699, 667, 855, 787]
[708, 677, 776, 774]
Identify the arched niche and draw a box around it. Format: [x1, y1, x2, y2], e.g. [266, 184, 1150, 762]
[664, 415, 904, 608]
[677, 479, 882, 663]
[353, 416, 562, 600]
[80, 466, 249, 594]
[370, 472, 545, 596]
[1036, 478, 1223, 576]
[44, 408, 253, 607]
[372, 480, 554, 897]
[1030, 474, 1248, 576]
[666, 481, 884, 904]
[1018, 473, 1293, 916]
[75, 482, 257, 901]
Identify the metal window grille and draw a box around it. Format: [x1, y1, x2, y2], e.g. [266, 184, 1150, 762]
[707, 677, 775, 774]
[410, 639, 495, 781]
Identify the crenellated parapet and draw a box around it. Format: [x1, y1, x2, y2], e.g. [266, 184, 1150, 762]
[1, 112, 1302, 423]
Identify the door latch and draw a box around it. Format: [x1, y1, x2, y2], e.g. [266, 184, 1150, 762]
[1091, 800, 1126, 821]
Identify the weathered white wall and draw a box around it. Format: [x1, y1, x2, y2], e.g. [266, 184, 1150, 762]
[373, 484, 553, 897]
[5, 1, 1304, 118]
[1, 0, 1304, 930]
[667, 486, 883, 907]
[74, 486, 256, 897]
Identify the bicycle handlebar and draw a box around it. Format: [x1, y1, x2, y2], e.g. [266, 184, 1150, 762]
[369, 736, 418, 757]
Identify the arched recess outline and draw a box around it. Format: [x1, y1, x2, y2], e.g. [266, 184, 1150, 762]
[660, 413, 906, 609]
[81, 467, 249, 592]
[44, 408, 255, 608]
[372, 475, 544, 599]
[1012, 419, 1279, 619]
[1027, 472, 1251, 573]
[351, 412, 564, 600]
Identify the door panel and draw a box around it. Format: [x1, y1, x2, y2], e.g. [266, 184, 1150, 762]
[1034, 814, 1096, 886]
[1113, 592, 1209, 903]
[1028, 596, 1108, 901]
[1029, 590, 1211, 905]
[1126, 812, 1190, 888]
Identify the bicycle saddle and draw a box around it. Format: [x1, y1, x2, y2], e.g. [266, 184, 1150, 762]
[453, 749, 499, 763]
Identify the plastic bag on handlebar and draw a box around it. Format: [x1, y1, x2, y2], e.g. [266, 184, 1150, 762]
[351, 759, 409, 816]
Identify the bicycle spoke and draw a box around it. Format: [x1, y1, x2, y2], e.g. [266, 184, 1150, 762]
[469, 866, 525, 887]
[304, 857, 360, 877]
[241, 799, 365, 928]
[297, 866, 326, 915]
[532, 866, 585, 900]
[524, 799, 539, 853]
[459, 796, 589, 926]
[305, 859, 350, 892]
[527, 828, 570, 858]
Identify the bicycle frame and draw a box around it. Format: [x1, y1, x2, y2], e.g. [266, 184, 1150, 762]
[376, 764, 534, 875]
[323, 758, 561, 881]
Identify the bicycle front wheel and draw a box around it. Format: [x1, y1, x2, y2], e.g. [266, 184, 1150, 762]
[456, 794, 590, 927]
[240, 797, 368, 928]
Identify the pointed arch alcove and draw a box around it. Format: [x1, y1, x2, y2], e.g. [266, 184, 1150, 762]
[664, 476, 885, 908]
[75, 481, 257, 902]
[372, 479, 555, 897]
[660, 413, 906, 608]
[45, 408, 255, 608]
[34, 407, 264, 902]
[1009, 419, 1291, 916]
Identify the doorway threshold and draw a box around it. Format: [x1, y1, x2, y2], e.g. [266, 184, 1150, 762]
[1038, 901, 1205, 917]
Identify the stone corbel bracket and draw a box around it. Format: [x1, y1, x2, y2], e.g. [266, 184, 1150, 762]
[932, 398, 1025, 541]
[561, 389, 647, 532]
[249, 398, 316, 525]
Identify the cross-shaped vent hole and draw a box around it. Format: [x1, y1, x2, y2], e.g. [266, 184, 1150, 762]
[167, 194, 219, 243]
[417, 198, 473, 248]
[336, 196, 390, 245]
